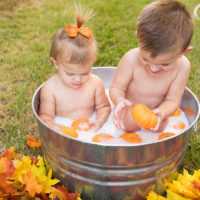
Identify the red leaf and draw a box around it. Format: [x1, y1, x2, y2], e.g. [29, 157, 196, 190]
[192, 180, 200, 192]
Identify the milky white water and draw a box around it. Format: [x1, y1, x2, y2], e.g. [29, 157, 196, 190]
[54, 89, 189, 145]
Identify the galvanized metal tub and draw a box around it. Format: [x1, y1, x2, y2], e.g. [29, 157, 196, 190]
[32, 67, 199, 200]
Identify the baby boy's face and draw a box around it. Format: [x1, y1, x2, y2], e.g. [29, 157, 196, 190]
[139, 48, 182, 76]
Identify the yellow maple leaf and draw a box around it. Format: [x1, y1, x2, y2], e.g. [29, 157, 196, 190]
[12, 157, 32, 183]
[166, 169, 200, 199]
[22, 170, 43, 197]
[166, 181, 198, 199]
[146, 191, 167, 200]
[167, 189, 191, 200]
[42, 169, 59, 193]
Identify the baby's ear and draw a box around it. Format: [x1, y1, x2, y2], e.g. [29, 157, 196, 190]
[182, 46, 193, 55]
[50, 57, 59, 69]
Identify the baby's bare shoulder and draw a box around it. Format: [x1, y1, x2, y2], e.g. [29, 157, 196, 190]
[41, 75, 59, 95]
[90, 74, 104, 86]
[123, 48, 138, 62]
[177, 56, 191, 72]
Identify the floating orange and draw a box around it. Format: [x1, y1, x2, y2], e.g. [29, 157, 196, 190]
[61, 126, 78, 138]
[158, 132, 175, 140]
[120, 133, 142, 143]
[171, 108, 181, 117]
[182, 106, 195, 116]
[71, 119, 92, 131]
[131, 104, 158, 129]
[173, 122, 186, 130]
[92, 133, 113, 143]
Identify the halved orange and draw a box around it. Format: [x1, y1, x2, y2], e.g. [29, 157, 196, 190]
[173, 122, 186, 130]
[171, 108, 181, 117]
[158, 132, 175, 140]
[120, 133, 142, 143]
[92, 133, 113, 143]
[61, 126, 78, 138]
[71, 119, 92, 131]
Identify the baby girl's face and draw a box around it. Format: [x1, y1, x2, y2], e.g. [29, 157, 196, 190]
[57, 59, 94, 89]
[139, 48, 181, 76]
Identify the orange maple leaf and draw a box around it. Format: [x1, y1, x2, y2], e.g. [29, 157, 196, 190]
[0, 157, 17, 195]
[26, 135, 42, 148]
[0, 147, 16, 160]
[22, 170, 43, 197]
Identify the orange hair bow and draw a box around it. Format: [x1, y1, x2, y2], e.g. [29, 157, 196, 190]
[65, 25, 92, 39]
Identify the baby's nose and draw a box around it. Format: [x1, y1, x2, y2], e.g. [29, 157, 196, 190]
[74, 75, 81, 82]
[149, 65, 161, 72]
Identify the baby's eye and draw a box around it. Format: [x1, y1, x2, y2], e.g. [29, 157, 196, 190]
[66, 72, 74, 76]
[83, 73, 89, 76]
[142, 57, 148, 62]
[162, 63, 170, 67]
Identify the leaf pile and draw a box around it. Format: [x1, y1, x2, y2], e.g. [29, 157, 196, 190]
[146, 169, 200, 200]
[0, 147, 81, 200]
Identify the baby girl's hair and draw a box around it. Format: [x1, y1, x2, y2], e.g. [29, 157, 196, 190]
[137, 0, 194, 57]
[50, 5, 96, 65]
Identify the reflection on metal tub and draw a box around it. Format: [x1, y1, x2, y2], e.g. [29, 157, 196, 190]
[32, 67, 199, 200]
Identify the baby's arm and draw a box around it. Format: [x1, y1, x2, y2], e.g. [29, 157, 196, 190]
[39, 83, 61, 131]
[92, 77, 111, 131]
[153, 58, 191, 130]
[109, 51, 134, 129]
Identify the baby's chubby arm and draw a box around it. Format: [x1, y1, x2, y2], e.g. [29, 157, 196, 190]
[109, 50, 135, 129]
[91, 76, 111, 131]
[39, 83, 62, 131]
[152, 57, 191, 131]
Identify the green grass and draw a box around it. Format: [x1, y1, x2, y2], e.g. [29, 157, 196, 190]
[0, 0, 200, 172]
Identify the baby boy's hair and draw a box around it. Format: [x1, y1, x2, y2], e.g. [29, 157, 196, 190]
[50, 6, 96, 65]
[137, 0, 194, 57]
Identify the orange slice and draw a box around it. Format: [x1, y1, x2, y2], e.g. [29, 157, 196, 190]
[171, 108, 181, 117]
[158, 132, 175, 140]
[182, 106, 195, 116]
[61, 127, 78, 138]
[120, 133, 142, 143]
[92, 133, 113, 143]
[173, 122, 186, 130]
[71, 119, 92, 131]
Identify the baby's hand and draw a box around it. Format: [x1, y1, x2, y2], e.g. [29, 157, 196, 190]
[90, 119, 104, 131]
[113, 99, 133, 130]
[47, 122, 62, 132]
[149, 108, 161, 132]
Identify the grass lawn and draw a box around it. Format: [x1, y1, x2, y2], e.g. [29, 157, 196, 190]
[0, 0, 200, 172]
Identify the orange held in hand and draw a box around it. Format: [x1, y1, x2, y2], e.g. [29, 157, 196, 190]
[158, 132, 175, 140]
[61, 127, 78, 138]
[92, 133, 113, 143]
[120, 133, 142, 143]
[71, 119, 92, 131]
[131, 104, 158, 129]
